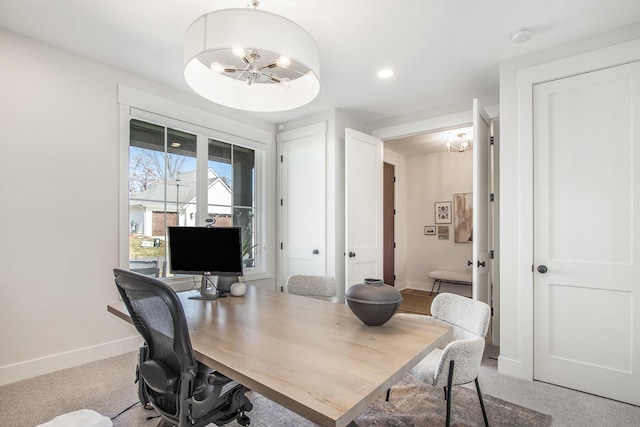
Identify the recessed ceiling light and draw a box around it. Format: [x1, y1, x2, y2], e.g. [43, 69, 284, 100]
[378, 69, 394, 79]
[511, 29, 533, 43]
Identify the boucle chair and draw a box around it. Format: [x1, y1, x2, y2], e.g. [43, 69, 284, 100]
[286, 275, 339, 303]
[391, 293, 491, 427]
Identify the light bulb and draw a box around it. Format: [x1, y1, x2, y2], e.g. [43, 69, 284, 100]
[280, 77, 291, 88]
[276, 56, 291, 68]
[232, 47, 246, 57]
[210, 62, 224, 73]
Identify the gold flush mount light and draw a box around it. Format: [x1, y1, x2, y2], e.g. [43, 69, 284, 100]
[184, 1, 320, 112]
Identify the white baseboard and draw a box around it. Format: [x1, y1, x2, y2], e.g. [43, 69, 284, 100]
[0, 336, 141, 386]
[407, 281, 431, 291]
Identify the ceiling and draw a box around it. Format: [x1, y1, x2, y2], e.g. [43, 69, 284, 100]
[385, 126, 474, 156]
[1, 0, 639, 128]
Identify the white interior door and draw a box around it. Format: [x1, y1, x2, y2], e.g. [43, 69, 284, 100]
[533, 61, 640, 405]
[472, 99, 491, 306]
[277, 123, 327, 287]
[345, 128, 383, 290]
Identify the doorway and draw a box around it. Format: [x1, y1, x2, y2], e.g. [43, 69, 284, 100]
[383, 162, 395, 286]
[383, 125, 475, 294]
[374, 101, 497, 343]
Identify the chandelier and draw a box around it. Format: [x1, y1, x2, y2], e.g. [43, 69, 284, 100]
[183, 0, 320, 112]
[447, 133, 472, 153]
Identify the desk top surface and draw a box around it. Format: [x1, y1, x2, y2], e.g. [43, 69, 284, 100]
[108, 285, 451, 427]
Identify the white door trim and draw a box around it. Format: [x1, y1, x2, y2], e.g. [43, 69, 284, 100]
[514, 38, 640, 381]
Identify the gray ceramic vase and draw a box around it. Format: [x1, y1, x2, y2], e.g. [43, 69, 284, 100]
[345, 278, 403, 326]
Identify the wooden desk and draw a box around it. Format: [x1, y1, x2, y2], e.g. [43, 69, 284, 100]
[108, 285, 451, 427]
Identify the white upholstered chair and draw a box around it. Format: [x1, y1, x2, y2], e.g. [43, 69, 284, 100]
[285, 275, 339, 303]
[391, 293, 491, 427]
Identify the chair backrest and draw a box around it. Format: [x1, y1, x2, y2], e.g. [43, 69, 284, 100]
[113, 268, 197, 414]
[129, 260, 160, 277]
[428, 294, 491, 387]
[431, 293, 490, 338]
[286, 275, 338, 302]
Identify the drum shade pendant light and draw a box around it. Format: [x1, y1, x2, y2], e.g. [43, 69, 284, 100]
[184, 1, 320, 112]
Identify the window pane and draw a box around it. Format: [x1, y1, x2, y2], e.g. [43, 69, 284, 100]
[208, 139, 232, 192]
[235, 207, 256, 270]
[129, 119, 196, 277]
[208, 139, 256, 272]
[233, 145, 255, 208]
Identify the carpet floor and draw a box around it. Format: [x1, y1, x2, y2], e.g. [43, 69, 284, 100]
[0, 351, 552, 427]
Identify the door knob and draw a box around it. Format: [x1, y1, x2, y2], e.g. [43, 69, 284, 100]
[477, 260, 486, 268]
[348, 252, 356, 258]
[312, 249, 319, 255]
[537, 265, 548, 274]
[467, 260, 473, 266]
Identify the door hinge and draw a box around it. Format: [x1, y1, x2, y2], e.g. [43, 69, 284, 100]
[280, 155, 283, 162]
[490, 193, 495, 202]
[394, 176, 396, 182]
[393, 209, 396, 215]
[491, 307, 494, 316]
[490, 136, 495, 145]
[280, 198, 283, 206]
[280, 242, 283, 250]
[393, 242, 396, 248]
[490, 250, 494, 259]
[280, 286, 284, 292]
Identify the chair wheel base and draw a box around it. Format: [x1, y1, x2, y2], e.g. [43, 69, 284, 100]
[237, 412, 251, 426]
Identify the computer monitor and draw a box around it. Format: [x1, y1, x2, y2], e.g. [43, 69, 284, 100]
[167, 226, 243, 300]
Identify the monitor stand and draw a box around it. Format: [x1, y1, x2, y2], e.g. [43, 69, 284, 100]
[189, 275, 225, 300]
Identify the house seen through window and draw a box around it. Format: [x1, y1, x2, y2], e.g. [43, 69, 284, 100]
[128, 119, 256, 278]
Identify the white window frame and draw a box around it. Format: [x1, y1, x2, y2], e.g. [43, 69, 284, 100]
[118, 85, 274, 286]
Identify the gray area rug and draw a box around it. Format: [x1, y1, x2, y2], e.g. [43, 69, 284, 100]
[0, 352, 552, 427]
[248, 373, 552, 427]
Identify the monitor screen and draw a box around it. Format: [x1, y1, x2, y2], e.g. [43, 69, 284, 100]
[167, 226, 243, 276]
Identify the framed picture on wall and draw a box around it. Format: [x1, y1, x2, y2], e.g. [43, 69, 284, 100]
[434, 201, 452, 224]
[437, 225, 449, 240]
[424, 225, 436, 235]
[453, 192, 473, 242]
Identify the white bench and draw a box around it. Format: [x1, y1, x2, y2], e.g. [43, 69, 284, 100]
[429, 270, 472, 295]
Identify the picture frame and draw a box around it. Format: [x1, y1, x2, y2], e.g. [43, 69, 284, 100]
[437, 225, 449, 240]
[424, 225, 436, 235]
[453, 192, 473, 243]
[434, 201, 452, 224]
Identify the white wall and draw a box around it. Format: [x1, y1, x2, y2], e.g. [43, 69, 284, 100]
[498, 23, 640, 379]
[0, 29, 274, 385]
[404, 151, 473, 293]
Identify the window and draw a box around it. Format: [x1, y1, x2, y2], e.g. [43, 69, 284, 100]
[128, 118, 260, 279]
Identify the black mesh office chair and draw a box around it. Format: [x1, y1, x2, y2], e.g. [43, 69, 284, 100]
[113, 268, 252, 427]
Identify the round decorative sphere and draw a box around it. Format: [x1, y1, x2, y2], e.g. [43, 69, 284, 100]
[345, 278, 403, 326]
[230, 282, 247, 297]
